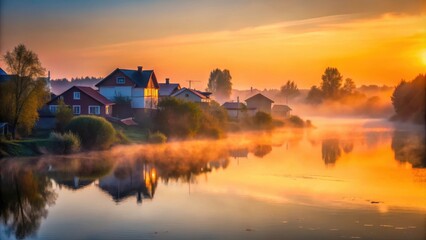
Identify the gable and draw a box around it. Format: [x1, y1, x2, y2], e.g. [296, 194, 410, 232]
[95, 69, 135, 87]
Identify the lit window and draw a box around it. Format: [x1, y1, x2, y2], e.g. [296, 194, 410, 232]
[88, 106, 100, 115]
[106, 106, 111, 115]
[116, 77, 125, 84]
[49, 105, 58, 113]
[73, 105, 81, 114]
[73, 92, 80, 100]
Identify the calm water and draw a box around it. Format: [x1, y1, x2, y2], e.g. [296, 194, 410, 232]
[1, 119, 425, 240]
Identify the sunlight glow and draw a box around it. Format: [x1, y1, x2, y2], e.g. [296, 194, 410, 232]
[421, 49, 426, 65]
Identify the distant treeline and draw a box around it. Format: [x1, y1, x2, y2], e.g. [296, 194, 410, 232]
[51, 76, 102, 94]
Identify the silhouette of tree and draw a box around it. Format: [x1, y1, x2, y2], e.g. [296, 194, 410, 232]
[341, 78, 356, 95]
[280, 80, 300, 103]
[306, 85, 324, 104]
[391, 74, 425, 124]
[207, 68, 232, 101]
[321, 67, 343, 99]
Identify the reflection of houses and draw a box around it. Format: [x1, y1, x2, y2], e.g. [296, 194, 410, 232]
[171, 88, 211, 104]
[272, 104, 292, 118]
[49, 173, 95, 190]
[45, 86, 114, 116]
[245, 93, 274, 113]
[98, 163, 158, 203]
[229, 147, 249, 159]
[159, 78, 181, 100]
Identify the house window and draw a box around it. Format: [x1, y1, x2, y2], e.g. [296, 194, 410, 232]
[73, 105, 81, 115]
[185, 93, 189, 97]
[73, 92, 80, 100]
[116, 77, 125, 84]
[88, 105, 101, 115]
[49, 105, 58, 113]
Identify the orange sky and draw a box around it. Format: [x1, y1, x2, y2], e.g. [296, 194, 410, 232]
[1, 1, 425, 89]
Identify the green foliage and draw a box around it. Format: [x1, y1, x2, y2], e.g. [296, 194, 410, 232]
[115, 130, 131, 144]
[0, 44, 49, 138]
[55, 99, 73, 132]
[156, 98, 203, 138]
[148, 131, 167, 144]
[48, 131, 80, 154]
[280, 80, 300, 100]
[391, 74, 425, 124]
[321, 67, 343, 99]
[252, 111, 273, 130]
[207, 68, 232, 101]
[66, 116, 116, 150]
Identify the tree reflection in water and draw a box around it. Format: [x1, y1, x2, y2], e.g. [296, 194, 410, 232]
[322, 139, 341, 166]
[391, 131, 426, 168]
[0, 167, 56, 239]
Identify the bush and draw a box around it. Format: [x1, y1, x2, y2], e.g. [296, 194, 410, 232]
[253, 111, 273, 129]
[148, 131, 167, 144]
[115, 130, 131, 144]
[286, 115, 305, 128]
[66, 116, 116, 150]
[48, 131, 80, 154]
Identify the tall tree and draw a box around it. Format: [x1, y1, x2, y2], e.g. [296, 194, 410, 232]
[321, 67, 343, 99]
[306, 85, 324, 104]
[341, 78, 356, 95]
[207, 68, 232, 101]
[280, 80, 300, 103]
[0, 44, 49, 138]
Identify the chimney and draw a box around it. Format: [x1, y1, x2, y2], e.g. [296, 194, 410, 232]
[166, 78, 170, 84]
[137, 66, 143, 73]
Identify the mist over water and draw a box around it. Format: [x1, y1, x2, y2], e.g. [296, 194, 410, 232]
[0, 118, 425, 240]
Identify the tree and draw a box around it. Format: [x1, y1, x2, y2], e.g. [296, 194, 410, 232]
[55, 99, 73, 132]
[341, 78, 356, 95]
[0, 44, 49, 138]
[306, 85, 324, 104]
[207, 68, 232, 101]
[279, 80, 300, 103]
[321, 67, 343, 99]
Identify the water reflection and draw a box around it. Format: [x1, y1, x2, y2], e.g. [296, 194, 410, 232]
[0, 167, 56, 239]
[322, 139, 341, 166]
[392, 131, 426, 168]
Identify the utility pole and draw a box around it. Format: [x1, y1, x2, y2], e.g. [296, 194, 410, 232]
[186, 80, 200, 89]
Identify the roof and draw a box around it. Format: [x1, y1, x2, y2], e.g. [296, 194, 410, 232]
[272, 104, 292, 112]
[171, 88, 210, 99]
[245, 93, 274, 103]
[159, 83, 181, 96]
[96, 68, 159, 88]
[0, 68, 7, 75]
[0, 122, 8, 128]
[222, 102, 246, 110]
[48, 86, 114, 106]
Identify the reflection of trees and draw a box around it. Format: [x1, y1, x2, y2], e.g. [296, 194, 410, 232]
[252, 145, 272, 158]
[0, 168, 56, 239]
[391, 131, 426, 168]
[322, 139, 341, 166]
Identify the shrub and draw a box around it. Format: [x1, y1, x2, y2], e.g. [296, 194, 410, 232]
[55, 99, 73, 132]
[115, 130, 131, 144]
[48, 131, 80, 154]
[66, 116, 115, 150]
[148, 131, 167, 144]
[287, 115, 305, 128]
[252, 111, 273, 129]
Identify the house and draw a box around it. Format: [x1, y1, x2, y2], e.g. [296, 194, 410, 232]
[95, 66, 159, 110]
[45, 86, 114, 116]
[0, 122, 9, 137]
[245, 93, 274, 113]
[159, 78, 181, 100]
[0, 67, 15, 83]
[221, 101, 255, 119]
[272, 104, 292, 118]
[171, 87, 211, 104]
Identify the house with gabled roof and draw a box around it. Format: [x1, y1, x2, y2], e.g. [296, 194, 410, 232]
[272, 104, 292, 118]
[45, 86, 114, 116]
[159, 78, 181, 100]
[245, 93, 274, 113]
[171, 87, 211, 104]
[95, 66, 159, 109]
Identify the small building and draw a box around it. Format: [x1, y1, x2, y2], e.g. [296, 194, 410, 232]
[222, 102, 245, 119]
[171, 87, 211, 104]
[159, 78, 181, 100]
[95, 66, 159, 110]
[272, 104, 292, 118]
[245, 93, 274, 113]
[45, 86, 114, 116]
[0, 67, 16, 83]
[0, 122, 9, 137]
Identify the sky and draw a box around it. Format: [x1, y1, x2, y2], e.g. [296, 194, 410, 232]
[1, 0, 425, 89]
